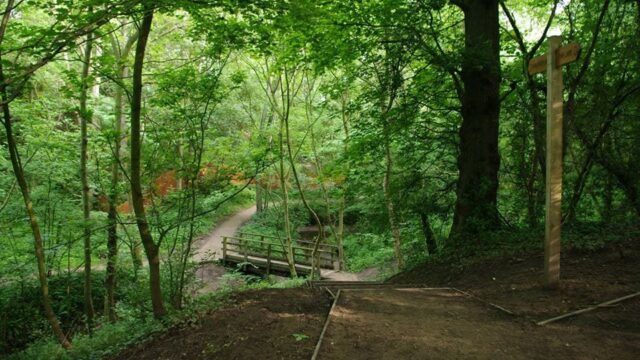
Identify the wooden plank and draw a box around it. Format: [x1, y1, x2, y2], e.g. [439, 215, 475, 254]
[544, 36, 563, 288]
[528, 42, 580, 74]
[536, 292, 640, 326]
[528, 55, 547, 75]
[556, 43, 581, 67]
[311, 290, 342, 360]
[224, 254, 314, 275]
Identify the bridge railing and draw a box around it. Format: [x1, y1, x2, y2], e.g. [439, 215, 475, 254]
[222, 235, 338, 274]
[236, 231, 340, 256]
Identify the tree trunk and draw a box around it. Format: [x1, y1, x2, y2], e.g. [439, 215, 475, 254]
[284, 70, 323, 278]
[278, 115, 298, 277]
[383, 129, 403, 268]
[0, 0, 71, 348]
[1, 65, 72, 350]
[602, 173, 613, 223]
[255, 179, 263, 212]
[79, 31, 95, 331]
[450, 0, 501, 242]
[130, 6, 166, 319]
[105, 59, 129, 322]
[420, 212, 437, 255]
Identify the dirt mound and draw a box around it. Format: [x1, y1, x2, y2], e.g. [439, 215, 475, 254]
[114, 240, 639, 359]
[113, 288, 331, 360]
[318, 288, 639, 359]
[389, 239, 640, 321]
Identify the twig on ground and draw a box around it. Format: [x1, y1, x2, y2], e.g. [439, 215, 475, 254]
[536, 291, 640, 326]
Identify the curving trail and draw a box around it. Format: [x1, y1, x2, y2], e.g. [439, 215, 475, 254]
[191, 206, 256, 293]
[193, 206, 257, 263]
[192, 205, 372, 288]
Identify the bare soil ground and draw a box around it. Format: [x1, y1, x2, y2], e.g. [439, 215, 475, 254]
[114, 238, 640, 359]
[388, 238, 640, 324]
[114, 288, 332, 360]
[318, 288, 639, 360]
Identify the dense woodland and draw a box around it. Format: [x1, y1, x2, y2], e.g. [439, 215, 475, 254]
[0, 0, 639, 358]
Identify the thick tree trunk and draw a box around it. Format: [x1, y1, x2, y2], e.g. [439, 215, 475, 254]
[450, 0, 501, 242]
[79, 31, 95, 331]
[130, 7, 166, 319]
[0, 0, 71, 348]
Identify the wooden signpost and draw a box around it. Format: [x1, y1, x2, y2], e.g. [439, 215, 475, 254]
[528, 36, 581, 288]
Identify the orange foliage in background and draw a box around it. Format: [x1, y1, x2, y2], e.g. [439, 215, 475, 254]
[117, 166, 247, 214]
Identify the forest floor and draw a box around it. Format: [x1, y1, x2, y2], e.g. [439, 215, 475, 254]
[114, 238, 640, 360]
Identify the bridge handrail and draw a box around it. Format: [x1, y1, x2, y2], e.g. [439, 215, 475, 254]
[224, 236, 335, 256]
[237, 231, 340, 250]
[222, 235, 337, 274]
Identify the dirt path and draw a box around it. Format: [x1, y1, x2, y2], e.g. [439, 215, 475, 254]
[193, 206, 257, 263]
[190, 205, 371, 287]
[192, 206, 256, 293]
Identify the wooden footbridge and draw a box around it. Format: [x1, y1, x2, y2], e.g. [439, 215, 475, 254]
[222, 232, 342, 276]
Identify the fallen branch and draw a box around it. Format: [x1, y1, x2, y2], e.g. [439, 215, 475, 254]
[536, 291, 640, 326]
[311, 289, 341, 360]
[452, 288, 517, 316]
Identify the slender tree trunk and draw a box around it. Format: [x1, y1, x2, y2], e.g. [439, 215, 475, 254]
[336, 198, 345, 268]
[450, 0, 501, 243]
[603, 173, 613, 223]
[255, 178, 263, 212]
[564, 157, 594, 224]
[336, 91, 351, 269]
[79, 31, 95, 332]
[284, 73, 324, 278]
[305, 76, 340, 272]
[1, 68, 72, 351]
[0, 0, 71, 348]
[382, 127, 403, 268]
[278, 115, 297, 277]
[255, 101, 269, 213]
[130, 6, 166, 319]
[420, 212, 437, 255]
[105, 61, 129, 322]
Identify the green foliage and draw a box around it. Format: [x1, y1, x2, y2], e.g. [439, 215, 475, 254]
[343, 233, 395, 272]
[0, 271, 130, 354]
[2, 0, 640, 356]
[292, 333, 309, 342]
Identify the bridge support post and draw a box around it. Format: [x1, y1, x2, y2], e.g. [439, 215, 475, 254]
[242, 238, 248, 271]
[266, 244, 272, 276]
[222, 237, 227, 266]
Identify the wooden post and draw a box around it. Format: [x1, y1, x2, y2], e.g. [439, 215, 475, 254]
[266, 244, 272, 275]
[528, 36, 580, 289]
[242, 239, 248, 263]
[222, 236, 227, 266]
[260, 235, 265, 251]
[544, 36, 563, 288]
